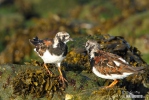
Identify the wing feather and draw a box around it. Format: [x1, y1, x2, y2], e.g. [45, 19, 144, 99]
[29, 37, 53, 56]
[92, 50, 143, 75]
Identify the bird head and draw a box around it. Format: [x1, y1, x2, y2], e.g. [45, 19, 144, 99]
[85, 40, 99, 54]
[55, 31, 73, 44]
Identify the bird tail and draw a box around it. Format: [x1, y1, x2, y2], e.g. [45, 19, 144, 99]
[132, 67, 144, 74]
[124, 66, 144, 74]
[29, 36, 42, 46]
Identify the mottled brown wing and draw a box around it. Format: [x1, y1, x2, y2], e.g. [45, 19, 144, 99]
[29, 37, 53, 47]
[37, 39, 54, 56]
[43, 39, 53, 47]
[93, 50, 139, 75]
[30, 37, 53, 56]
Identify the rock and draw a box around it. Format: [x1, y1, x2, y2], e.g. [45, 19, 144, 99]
[0, 34, 149, 100]
[0, 63, 148, 100]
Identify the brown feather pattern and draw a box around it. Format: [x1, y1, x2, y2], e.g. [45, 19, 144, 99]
[92, 50, 144, 75]
[30, 37, 53, 56]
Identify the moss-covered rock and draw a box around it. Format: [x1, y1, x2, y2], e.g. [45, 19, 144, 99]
[0, 64, 123, 100]
[0, 34, 149, 100]
[0, 63, 148, 100]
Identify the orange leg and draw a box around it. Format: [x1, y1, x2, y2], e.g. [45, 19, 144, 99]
[106, 80, 118, 88]
[58, 67, 68, 85]
[44, 63, 52, 75]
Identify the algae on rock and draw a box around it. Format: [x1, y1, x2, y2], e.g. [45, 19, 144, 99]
[0, 34, 149, 100]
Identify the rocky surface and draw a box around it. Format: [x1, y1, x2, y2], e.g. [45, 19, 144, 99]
[0, 63, 149, 100]
[0, 34, 149, 100]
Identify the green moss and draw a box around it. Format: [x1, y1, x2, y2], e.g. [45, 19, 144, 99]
[0, 5, 17, 14]
[108, 10, 149, 37]
[142, 53, 149, 64]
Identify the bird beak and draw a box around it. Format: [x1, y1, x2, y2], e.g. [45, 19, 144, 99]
[69, 38, 73, 41]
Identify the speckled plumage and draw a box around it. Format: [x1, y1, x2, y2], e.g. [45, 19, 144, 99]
[29, 32, 72, 65]
[29, 31, 73, 86]
[31, 38, 68, 64]
[85, 40, 144, 87]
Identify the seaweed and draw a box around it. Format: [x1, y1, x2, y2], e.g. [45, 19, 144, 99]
[12, 68, 65, 99]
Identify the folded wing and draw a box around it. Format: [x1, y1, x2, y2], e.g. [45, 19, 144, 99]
[92, 50, 144, 75]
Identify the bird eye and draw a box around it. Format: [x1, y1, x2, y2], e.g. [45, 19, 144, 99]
[64, 35, 69, 39]
[65, 35, 69, 37]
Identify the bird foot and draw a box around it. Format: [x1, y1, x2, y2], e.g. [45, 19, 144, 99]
[47, 70, 53, 76]
[58, 75, 68, 87]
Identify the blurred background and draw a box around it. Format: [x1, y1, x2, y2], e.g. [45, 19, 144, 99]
[0, 0, 149, 64]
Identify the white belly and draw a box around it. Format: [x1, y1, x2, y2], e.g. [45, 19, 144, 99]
[92, 67, 133, 80]
[35, 49, 65, 64]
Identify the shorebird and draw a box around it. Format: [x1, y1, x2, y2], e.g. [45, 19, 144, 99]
[85, 40, 144, 88]
[29, 31, 73, 85]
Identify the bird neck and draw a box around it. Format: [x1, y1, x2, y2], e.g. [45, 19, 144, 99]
[53, 36, 60, 48]
[89, 47, 99, 59]
[90, 50, 96, 59]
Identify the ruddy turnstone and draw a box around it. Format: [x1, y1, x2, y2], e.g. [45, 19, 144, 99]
[29, 31, 73, 85]
[85, 40, 144, 88]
